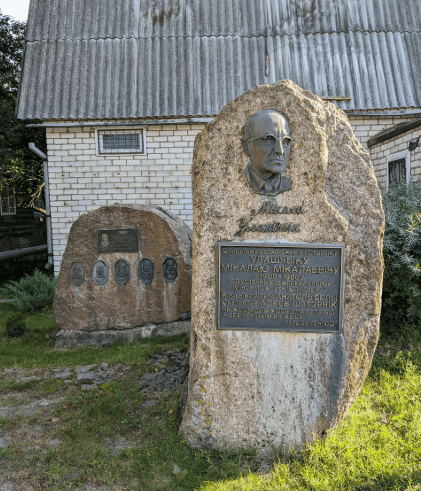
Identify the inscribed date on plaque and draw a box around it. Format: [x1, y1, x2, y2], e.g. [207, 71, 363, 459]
[98, 229, 139, 253]
[217, 242, 345, 332]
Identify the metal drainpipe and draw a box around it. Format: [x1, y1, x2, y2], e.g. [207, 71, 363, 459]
[28, 143, 53, 270]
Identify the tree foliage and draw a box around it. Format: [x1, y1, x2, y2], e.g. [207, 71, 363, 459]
[381, 181, 421, 336]
[0, 9, 46, 209]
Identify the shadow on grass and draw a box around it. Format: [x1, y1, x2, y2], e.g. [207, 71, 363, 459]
[371, 331, 421, 378]
[0, 302, 191, 370]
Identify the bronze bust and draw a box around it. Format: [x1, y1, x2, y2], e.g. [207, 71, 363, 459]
[242, 109, 292, 196]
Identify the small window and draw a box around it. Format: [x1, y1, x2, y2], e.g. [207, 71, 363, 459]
[1, 187, 16, 215]
[97, 129, 145, 155]
[387, 150, 410, 191]
[388, 158, 406, 188]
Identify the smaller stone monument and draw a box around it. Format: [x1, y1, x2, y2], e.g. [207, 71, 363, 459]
[53, 204, 192, 347]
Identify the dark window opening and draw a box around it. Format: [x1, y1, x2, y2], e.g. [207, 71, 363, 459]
[388, 158, 406, 188]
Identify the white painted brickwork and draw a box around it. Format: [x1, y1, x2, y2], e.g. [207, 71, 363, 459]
[369, 126, 421, 190]
[46, 114, 420, 274]
[348, 115, 421, 189]
[348, 115, 419, 150]
[46, 122, 205, 275]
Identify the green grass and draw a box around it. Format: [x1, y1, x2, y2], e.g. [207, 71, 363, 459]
[1, 301, 421, 490]
[40, 379, 256, 490]
[0, 303, 183, 369]
[201, 351, 421, 490]
[0, 394, 32, 407]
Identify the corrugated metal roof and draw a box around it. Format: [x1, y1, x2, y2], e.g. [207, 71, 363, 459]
[18, 36, 267, 119]
[17, 0, 421, 119]
[271, 32, 421, 111]
[26, 0, 421, 41]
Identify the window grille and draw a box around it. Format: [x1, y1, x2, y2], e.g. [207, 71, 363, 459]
[0, 188, 16, 215]
[98, 129, 144, 154]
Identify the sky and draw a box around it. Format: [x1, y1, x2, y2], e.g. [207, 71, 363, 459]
[0, 0, 31, 21]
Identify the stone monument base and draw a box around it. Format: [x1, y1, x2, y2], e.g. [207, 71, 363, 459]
[54, 320, 190, 348]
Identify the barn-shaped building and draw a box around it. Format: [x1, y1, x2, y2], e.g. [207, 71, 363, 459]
[17, 0, 421, 274]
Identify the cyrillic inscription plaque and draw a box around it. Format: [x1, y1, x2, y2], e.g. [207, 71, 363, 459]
[98, 229, 139, 253]
[217, 242, 345, 332]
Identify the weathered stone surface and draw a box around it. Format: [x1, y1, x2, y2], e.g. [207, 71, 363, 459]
[0, 437, 10, 449]
[180, 80, 384, 456]
[54, 320, 190, 348]
[140, 350, 189, 395]
[54, 204, 192, 332]
[0, 398, 61, 418]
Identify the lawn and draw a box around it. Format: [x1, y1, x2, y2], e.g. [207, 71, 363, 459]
[1, 302, 420, 490]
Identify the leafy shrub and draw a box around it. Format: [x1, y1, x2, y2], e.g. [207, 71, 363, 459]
[0, 269, 58, 313]
[381, 181, 421, 336]
[5, 313, 27, 338]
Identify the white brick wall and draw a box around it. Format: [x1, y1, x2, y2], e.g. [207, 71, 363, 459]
[369, 125, 421, 190]
[348, 114, 420, 188]
[46, 114, 420, 275]
[348, 114, 419, 150]
[46, 122, 205, 275]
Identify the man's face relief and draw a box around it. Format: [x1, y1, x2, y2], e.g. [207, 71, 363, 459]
[243, 110, 291, 180]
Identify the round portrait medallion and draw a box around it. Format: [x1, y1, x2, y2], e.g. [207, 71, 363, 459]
[163, 257, 178, 283]
[93, 260, 109, 285]
[69, 261, 86, 287]
[115, 259, 130, 285]
[139, 258, 155, 283]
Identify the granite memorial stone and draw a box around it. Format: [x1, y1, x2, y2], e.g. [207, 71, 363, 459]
[54, 204, 192, 335]
[180, 80, 384, 456]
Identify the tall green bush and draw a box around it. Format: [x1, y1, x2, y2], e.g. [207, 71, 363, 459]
[0, 269, 57, 313]
[381, 181, 421, 335]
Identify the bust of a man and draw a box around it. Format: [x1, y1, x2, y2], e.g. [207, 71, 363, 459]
[242, 109, 292, 196]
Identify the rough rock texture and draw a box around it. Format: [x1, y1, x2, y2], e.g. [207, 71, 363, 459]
[180, 80, 384, 456]
[140, 350, 189, 396]
[54, 320, 191, 347]
[54, 204, 192, 332]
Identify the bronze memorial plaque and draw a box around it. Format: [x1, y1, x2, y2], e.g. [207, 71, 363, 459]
[217, 242, 345, 332]
[98, 229, 139, 253]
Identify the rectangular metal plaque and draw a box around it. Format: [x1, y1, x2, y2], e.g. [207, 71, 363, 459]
[217, 242, 345, 332]
[98, 229, 139, 253]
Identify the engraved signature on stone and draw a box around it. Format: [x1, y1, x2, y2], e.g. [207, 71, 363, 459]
[234, 201, 305, 236]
